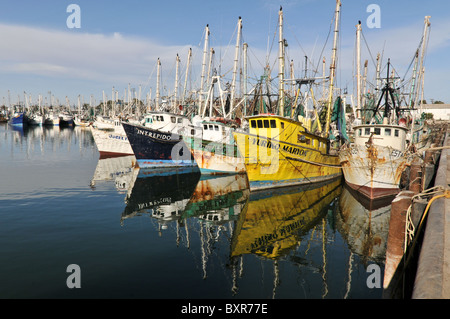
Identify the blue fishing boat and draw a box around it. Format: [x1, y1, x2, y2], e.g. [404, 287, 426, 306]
[9, 112, 27, 126]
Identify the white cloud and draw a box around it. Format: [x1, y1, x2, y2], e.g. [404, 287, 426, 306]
[0, 23, 187, 85]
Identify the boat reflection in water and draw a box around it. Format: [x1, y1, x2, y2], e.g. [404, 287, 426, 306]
[182, 174, 250, 224]
[230, 177, 342, 296]
[337, 184, 393, 263]
[90, 155, 138, 194]
[121, 166, 201, 229]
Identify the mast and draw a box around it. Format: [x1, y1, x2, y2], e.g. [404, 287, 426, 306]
[156, 58, 161, 110]
[278, 6, 285, 117]
[243, 42, 248, 116]
[182, 48, 192, 106]
[206, 47, 214, 94]
[199, 24, 210, 115]
[413, 16, 431, 110]
[325, 0, 341, 137]
[409, 50, 419, 108]
[230, 17, 242, 114]
[362, 60, 368, 110]
[356, 20, 362, 120]
[174, 54, 180, 113]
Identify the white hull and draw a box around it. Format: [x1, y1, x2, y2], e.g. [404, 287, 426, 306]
[190, 147, 246, 174]
[91, 125, 134, 157]
[339, 143, 412, 199]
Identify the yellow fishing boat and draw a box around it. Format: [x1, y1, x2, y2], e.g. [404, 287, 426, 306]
[233, 115, 341, 191]
[233, 2, 343, 191]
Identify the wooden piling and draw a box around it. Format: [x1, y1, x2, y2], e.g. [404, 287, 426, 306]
[409, 161, 423, 194]
[383, 190, 415, 298]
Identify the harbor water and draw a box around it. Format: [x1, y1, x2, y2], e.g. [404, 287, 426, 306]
[0, 123, 386, 299]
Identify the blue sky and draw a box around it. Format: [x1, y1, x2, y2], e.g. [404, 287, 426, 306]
[0, 0, 449, 108]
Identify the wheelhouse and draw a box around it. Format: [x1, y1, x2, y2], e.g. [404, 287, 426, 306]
[247, 114, 329, 154]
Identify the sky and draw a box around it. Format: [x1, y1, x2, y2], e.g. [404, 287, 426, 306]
[0, 0, 449, 109]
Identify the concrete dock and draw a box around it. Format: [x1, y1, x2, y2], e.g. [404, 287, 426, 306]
[412, 125, 450, 298]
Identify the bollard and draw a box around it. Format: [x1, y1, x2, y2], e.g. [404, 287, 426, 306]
[383, 191, 414, 298]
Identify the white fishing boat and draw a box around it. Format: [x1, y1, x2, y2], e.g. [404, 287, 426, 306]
[91, 116, 134, 158]
[183, 116, 245, 175]
[43, 111, 60, 126]
[27, 113, 44, 126]
[339, 122, 412, 199]
[339, 17, 431, 200]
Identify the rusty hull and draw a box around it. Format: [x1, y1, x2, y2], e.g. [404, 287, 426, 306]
[339, 143, 413, 200]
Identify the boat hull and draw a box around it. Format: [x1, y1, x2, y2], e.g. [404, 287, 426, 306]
[183, 136, 246, 175]
[10, 113, 27, 126]
[233, 131, 341, 191]
[91, 126, 134, 158]
[122, 122, 196, 168]
[339, 143, 412, 200]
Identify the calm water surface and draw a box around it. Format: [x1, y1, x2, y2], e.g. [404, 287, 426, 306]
[0, 123, 387, 299]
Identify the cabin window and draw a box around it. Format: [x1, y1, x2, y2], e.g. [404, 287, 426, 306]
[305, 139, 310, 145]
[251, 120, 256, 128]
[203, 124, 208, 130]
[177, 118, 183, 123]
[209, 125, 213, 130]
[385, 128, 392, 136]
[214, 125, 219, 131]
[358, 129, 362, 136]
[374, 128, 381, 135]
[191, 129, 195, 135]
[257, 120, 263, 128]
[171, 116, 176, 123]
[158, 116, 164, 121]
[280, 122, 285, 129]
[365, 128, 370, 135]
[263, 119, 269, 128]
[395, 129, 399, 137]
[270, 119, 276, 128]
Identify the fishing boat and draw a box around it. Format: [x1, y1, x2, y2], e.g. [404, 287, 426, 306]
[0, 112, 7, 122]
[43, 111, 60, 126]
[59, 112, 74, 126]
[73, 116, 91, 127]
[122, 111, 199, 168]
[339, 120, 412, 199]
[91, 116, 134, 158]
[339, 60, 412, 199]
[182, 18, 247, 175]
[9, 112, 27, 126]
[339, 16, 431, 200]
[27, 113, 44, 126]
[233, 4, 343, 191]
[183, 116, 246, 175]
